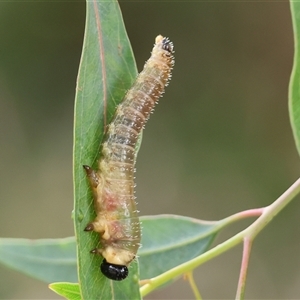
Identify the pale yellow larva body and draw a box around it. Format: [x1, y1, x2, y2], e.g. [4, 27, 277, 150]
[84, 35, 174, 281]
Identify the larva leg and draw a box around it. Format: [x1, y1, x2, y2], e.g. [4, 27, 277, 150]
[85, 218, 109, 240]
[84, 223, 95, 232]
[83, 165, 99, 188]
[90, 248, 105, 256]
[83, 165, 102, 232]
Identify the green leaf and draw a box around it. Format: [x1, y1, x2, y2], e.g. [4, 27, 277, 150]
[73, 0, 139, 299]
[0, 215, 219, 300]
[289, 1, 300, 156]
[0, 215, 219, 289]
[0, 237, 77, 283]
[49, 282, 81, 300]
[139, 215, 218, 279]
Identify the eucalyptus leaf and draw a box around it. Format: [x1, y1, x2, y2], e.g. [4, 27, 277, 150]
[0, 237, 77, 283]
[289, 1, 300, 156]
[49, 282, 81, 300]
[139, 215, 218, 279]
[73, 0, 139, 299]
[0, 215, 219, 288]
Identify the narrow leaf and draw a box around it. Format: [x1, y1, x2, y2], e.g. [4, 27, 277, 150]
[73, 0, 139, 299]
[289, 1, 300, 156]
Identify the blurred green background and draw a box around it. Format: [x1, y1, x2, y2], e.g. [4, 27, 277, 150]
[0, 1, 299, 299]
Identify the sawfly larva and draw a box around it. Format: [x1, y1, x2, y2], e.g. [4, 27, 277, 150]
[83, 35, 174, 281]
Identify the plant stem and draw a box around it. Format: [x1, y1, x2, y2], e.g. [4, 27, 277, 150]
[235, 237, 252, 300]
[140, 177, 300, 297]
[185, 271, 202, 300]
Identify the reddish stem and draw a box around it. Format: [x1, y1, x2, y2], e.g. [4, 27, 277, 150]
[235, 237, 252, 299]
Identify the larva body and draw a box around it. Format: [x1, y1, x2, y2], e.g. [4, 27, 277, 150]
[84, 35, 174, 281]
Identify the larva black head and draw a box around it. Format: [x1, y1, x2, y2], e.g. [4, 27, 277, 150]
[100, 259, 128, 281]
[161, 37, 174, 54]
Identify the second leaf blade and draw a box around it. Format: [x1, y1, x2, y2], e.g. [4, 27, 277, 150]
[73, 1, 139, 299]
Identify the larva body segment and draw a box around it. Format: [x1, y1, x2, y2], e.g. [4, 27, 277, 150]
[84, 35, 174, 281]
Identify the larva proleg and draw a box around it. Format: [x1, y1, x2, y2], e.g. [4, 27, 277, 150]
[84, 35, 174, 281]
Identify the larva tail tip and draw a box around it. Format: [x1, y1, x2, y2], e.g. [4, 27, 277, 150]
[155, 35, 174, 54]
[155, 35, 164, 44]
